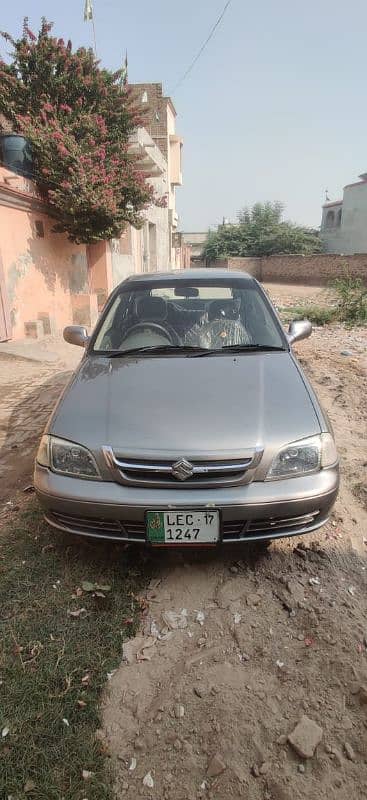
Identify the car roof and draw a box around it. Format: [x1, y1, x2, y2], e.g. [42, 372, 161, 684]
[122, 268, 254, 285]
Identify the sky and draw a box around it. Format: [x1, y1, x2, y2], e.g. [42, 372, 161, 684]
[2, 0, 367, 232]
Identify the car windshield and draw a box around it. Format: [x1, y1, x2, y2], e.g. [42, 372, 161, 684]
[92, 278, 285, 353]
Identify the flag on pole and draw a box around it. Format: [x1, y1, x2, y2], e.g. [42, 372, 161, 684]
[84, 0, 93, 21]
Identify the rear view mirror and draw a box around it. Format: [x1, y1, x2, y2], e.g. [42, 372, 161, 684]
[287, 319, 312, 345]
[63, 325, 89, 348]
[174, 286, 199, 298]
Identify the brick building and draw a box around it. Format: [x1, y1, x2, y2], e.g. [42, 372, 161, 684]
[130, 83, 183, 268]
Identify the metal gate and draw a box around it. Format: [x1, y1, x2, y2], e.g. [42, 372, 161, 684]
[0, 252, 11, 341]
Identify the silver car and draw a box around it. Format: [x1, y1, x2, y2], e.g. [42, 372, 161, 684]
[34, 270, 339, 547]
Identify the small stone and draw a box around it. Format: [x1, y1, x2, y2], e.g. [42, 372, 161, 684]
[294, 547, 307, 561]
[286, 579, 305, 604]
[331, 747, 343, 767]
[259, 761, 271, 775]
[165, 732, 177, 744]
[298, 764, 305, 774]
[197, 637, 207, 647]
[251, 764, 260, 778]
[358, 686, 367, 705]
[288, 715, 323, 758]
[277, 734, 287, 745]
[194, 686, 207, 698]
[230, 565, 239, 574]
[247, 593, 261, 606]
[134, 738, 145, 751]
[207, 753, 226, 778]
[174, 739, 182, 750]
[325, 744, 333, 754]
[174, 704, 185, 719]
[341, 350, 353, 356]
[344, 742, 356, 762]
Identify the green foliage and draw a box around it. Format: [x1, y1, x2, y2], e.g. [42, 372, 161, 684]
[0, 19, 161, 243]
[332, 272, 367, 326]
[280, 305, 336, 326]
[202, 202, 323, 260]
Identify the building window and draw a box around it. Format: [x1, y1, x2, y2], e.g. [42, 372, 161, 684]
[325, 210, 335, 228]
[35, 220, 44, 238]
[336, 208, 342, 227]
[0, 134, 34, 178]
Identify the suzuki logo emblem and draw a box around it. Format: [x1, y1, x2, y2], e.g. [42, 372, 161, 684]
[171, 458, 194, 481]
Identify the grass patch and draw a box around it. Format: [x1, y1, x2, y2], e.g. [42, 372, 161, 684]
[279, 304, 336, 326]
[0, 501, 152, 799]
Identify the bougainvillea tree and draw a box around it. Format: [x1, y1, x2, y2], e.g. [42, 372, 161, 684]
[0, 18, 163, 243]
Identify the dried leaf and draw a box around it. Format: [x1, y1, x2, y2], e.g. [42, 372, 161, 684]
[94, 591, 106, 598]
[143, 771, 154, 788]
[1, 726, 9, 738]
[62, 718, 70, 727]
[129, 757, 137, 771]
[24, 779, 36, 793]
[82, 581, 95, 592]
[77, 699, 87, 708]
[95, 584, 111, 592]
[82, 768, 94, 779]
[67, 608, 87, 618]
[81, 673, 91, 685]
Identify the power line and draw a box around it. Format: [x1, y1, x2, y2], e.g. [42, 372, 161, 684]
[172, 0, 233, 93]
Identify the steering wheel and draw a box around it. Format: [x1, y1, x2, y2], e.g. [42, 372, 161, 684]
[120, 321, 180, 346]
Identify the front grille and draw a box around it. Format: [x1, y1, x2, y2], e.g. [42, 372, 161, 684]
[248, 511, 320, 533]
[47, 512, 145, 541]
[103, 446, 262, 489]
[47, 510, 322, 544]
[222, 511, 320, 541]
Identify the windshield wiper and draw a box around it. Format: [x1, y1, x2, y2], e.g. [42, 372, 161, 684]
[105, 345, 209, 357]
[189, 344, 286, 357]
[223, 344, 286, 352]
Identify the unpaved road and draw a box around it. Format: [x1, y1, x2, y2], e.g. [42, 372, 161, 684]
[103, 316, 367, 800]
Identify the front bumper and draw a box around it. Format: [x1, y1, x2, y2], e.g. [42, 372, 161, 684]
[34, 464, 339, 544]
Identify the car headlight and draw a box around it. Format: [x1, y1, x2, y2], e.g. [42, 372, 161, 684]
[36, 435, 101, 479]
[266, 433, 337, 480]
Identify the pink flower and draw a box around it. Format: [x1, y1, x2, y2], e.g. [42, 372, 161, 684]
[57, 143, 69, 157]
[43, 102, 54, 113]
[60, 103, 72, 114]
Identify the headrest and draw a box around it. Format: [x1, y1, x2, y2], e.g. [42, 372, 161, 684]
[134, 295, 168, 321]
[207, 299, 240, 321]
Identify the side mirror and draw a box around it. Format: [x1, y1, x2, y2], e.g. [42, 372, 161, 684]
[63, 325, 89, 348]
[287, 319, 312, 345]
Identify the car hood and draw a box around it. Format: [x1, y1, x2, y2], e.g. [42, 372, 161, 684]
[49, 353, 321, 460]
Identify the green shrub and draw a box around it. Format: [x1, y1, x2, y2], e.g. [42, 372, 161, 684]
[280, 305, 336, 326]
[332, 274, 367, 326]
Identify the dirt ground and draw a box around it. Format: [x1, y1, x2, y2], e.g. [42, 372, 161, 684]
[1, 286, 366, 800]
[0, 341, 80, 510]
[102, 285, 367, 800]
